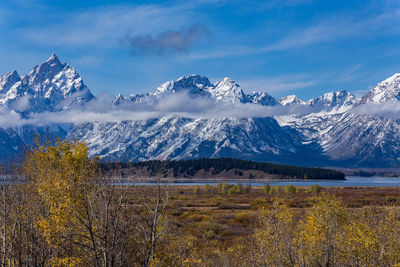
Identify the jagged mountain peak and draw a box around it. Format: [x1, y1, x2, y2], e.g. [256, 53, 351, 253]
[308, 90, 354, 102]
[247, 91, 278, 106]
[176, 74, 211, 84]
[210, 77, 246, 103]
[0, 70, 21, 92]
[46, 53, 63, 66]
[319, 90, 355, 102]
[213, 76, 237, 86]
[278, 95, 304, 106]
[306, 90, 357, 113]
[26, 54, 67, 88]
[0, 54, 94, 112]
[154, 74, 211, 97]
[359, 73, 400, 104]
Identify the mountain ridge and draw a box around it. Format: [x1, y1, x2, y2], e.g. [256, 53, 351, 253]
[1, 54, 400, 167]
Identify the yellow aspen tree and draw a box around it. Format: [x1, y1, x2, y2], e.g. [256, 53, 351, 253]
[341, 219, 381, 266]
[23, 140, 99, 266]
[255, 199, 297, 266]
[376, 207, 400, 265]
[296, 194, 348, 266]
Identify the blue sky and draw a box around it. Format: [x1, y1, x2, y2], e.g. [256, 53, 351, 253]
[1, 0, 400, 100]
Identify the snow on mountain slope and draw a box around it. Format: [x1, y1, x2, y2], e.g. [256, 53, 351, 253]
[360, 73, 400, 104]
[67, 116, 324, 165]
[154, 75, 212, 97]
[2, 54, 400, 167]
[247, 91, 278, 106]
[209, 77, 247, 103]
[278, 95, 305, 106]
[0, 54, 94, 113]
[281, 112, 400, 167]
[274, 84, 400, 167]
[126, 75, 212, 104]
[305, 90, 357, 113]
[0, 71, 21, 93]
[122, 75, 278, 106]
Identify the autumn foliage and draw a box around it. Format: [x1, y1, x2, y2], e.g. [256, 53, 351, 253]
[1, 141, 400, 266]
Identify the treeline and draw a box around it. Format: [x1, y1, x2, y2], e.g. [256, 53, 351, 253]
[102, 158, 345, 180]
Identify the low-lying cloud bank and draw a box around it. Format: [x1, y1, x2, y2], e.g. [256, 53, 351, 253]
[351, 100, 400, 119]
[1, 92, 400, 128]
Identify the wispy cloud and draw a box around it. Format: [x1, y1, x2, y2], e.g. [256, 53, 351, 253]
[185, 7, 400, 60]
[124, 24, 211, 55]
[20, 4, 192, 47]
[337, 64, 365, 82]
[352, 100, 400, 119]
[0, 92, 311, 127]
[238, 75, 316, 95]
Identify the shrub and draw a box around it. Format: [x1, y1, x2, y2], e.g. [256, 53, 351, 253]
[284, 184, 298, 194]
[264, 182, 271, 194]
[227, 186, 237, 195]
[250, 198, 268, 209]
[234, 212, 253, 225]
[269, 186, 281, 195]
[221, 182, 229, 194]
[193, 185, 201, 195]
[204, 184, 214, 194]
[308, 184, 322, 193]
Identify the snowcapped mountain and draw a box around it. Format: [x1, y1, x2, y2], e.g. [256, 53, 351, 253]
[0, 54, 94, 113]
[0, 71, 21, 93]
[278, 95, 304, 106]
[210, 77, 247, 103]
[360, 73, 400, 104]
[279, 112, 400, 167]
[67, 117, 324, 165]
[305, 90, 357, 113]
[2, 55, 400, 168]
[120, 74, 277, 106]
[247, 91, 278, 106]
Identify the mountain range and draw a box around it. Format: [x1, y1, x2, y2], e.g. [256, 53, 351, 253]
[1, 54, 400, 168]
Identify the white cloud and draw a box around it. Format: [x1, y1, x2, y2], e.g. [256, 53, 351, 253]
[352, 100, 400, 119]
[4, 90, 400, 128]
[11, 94, 31, 111]
[20, 4, 193, 47]
[0, 91, 312, 127]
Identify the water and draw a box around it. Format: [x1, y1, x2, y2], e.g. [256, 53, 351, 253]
[129, 176, 400, 187]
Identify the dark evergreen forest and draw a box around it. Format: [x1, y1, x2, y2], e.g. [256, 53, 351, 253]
[101, 158, 345, 180]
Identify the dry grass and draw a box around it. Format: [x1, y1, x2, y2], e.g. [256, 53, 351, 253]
[124, 185, 400, 244]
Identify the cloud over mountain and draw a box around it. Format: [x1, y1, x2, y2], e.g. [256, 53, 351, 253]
[125, 24, 211, 55]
